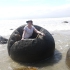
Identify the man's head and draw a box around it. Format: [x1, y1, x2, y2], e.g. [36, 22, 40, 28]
[26, 20, 33, 26]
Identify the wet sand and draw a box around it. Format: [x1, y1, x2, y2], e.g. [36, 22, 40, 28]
[0, 30, 70, 70]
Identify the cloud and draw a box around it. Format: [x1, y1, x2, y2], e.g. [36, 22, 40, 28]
[66, 0, 69, 1]
[43, 4, 70, 18]
[0, 4, 70, 19]
[0, 6, 51, 19]
[18, 0, 33, 2]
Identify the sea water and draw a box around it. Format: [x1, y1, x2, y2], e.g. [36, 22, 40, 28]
[0, 17, 70, 36]
[0, 17, 70, 70]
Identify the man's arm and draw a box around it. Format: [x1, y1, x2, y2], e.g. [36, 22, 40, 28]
[21, 30, 26, 40]
[34, 28, 45, 36]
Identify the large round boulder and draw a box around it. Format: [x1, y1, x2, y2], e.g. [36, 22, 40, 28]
[7, 25, 55, 63]
[66, 48, 70, 67]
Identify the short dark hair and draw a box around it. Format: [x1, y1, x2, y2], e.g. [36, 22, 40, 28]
[26, 20, 33, 24]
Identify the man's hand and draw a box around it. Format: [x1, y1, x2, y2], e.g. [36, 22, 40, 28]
[41, 33, 45, 36]
[21, 38, 24, 40]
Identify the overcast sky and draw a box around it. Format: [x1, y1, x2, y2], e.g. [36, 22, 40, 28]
[0, 0, 70, 19]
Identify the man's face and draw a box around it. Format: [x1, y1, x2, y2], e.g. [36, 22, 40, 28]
[28, 22, 32, 26]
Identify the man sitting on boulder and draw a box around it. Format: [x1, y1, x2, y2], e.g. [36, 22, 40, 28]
[21, 20, 45, 40]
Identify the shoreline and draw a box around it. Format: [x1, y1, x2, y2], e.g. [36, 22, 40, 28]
[0, 30, 70, 70]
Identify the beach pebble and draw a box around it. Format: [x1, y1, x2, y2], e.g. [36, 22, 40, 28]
[10, 29, 13, 30]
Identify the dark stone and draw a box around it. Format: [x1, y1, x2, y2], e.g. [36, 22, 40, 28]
[63, 21, 68, 23]
[7, 25, 55, 63]
[0, 36, 8, 44]
[10, 29, 13, 30]
[66, 48, 70, 67]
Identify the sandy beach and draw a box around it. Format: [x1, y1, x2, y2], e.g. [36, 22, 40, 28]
[0, 30, 70, 70]
[0, 17, 70, 70]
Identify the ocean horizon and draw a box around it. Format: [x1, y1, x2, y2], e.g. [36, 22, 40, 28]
[0, 17, 70, 36]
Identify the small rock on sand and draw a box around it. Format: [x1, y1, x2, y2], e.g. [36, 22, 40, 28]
[10, 29, 13, 30]
[63, 21, 69, 23]
[0, 36, 8, 44]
